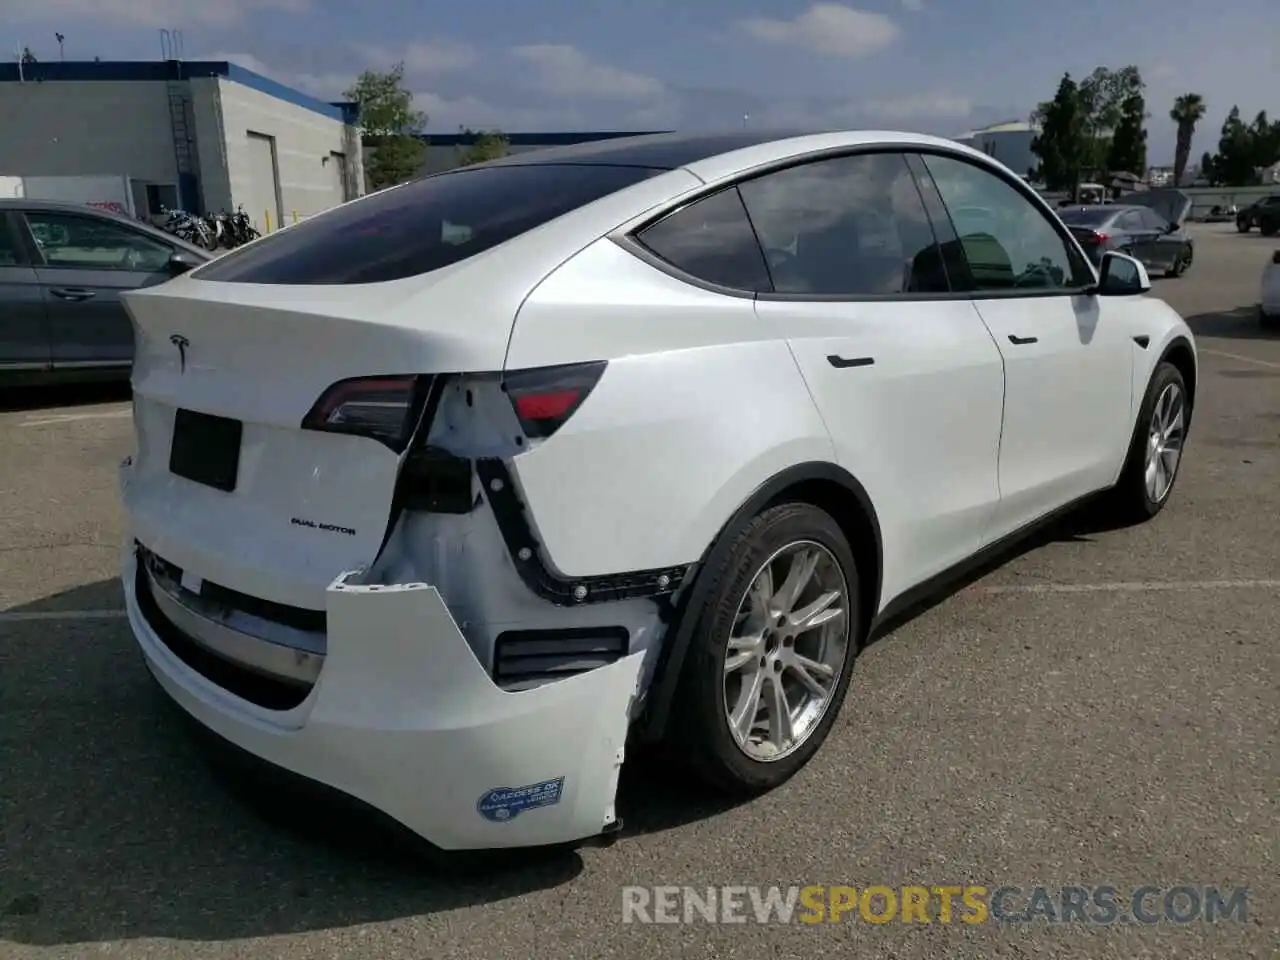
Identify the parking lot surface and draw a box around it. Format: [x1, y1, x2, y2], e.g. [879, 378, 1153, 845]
[1, 223, 1276, 959]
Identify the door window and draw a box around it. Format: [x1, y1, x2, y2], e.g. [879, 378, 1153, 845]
[25, 212, 172, 272]
[635, 186, 773, 291]
[1116, 211, 1144, 232]
[918, 153, 1094, 292]
[1137, 208, 1168, 232]
[0, 218, 23, 266]
[738, 151, 950, 296]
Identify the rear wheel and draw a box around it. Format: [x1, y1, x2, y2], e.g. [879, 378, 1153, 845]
[671, 503, 859, 797]
[1107, 361, 1189, 523]
[1237, 219, 1251, 233]
[1261, 221, 1278, 238]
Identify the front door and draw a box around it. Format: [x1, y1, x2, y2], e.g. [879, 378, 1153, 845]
[23, 209, 175, 368]
[740, 151, 1006, 603]
[914, 151, 1135, 540]
[0, 212, 51, 373]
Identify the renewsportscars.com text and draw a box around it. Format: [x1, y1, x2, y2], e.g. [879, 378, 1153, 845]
[621, 884, 1250, 925]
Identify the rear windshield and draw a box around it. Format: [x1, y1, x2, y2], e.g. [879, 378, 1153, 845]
[193, 163, 663, 285]
[1057, 206, 1114, 226]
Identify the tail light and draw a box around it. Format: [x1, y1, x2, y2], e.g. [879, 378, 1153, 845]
[301, 375, 430, 452]
[1093, 232, 1110, 244]
[502, 361, 607, 439]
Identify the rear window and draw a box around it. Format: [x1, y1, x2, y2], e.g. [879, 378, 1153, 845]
[1057, 207, 1114, 226]
[193, 163, 663, 285]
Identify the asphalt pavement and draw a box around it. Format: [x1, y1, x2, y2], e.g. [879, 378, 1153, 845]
[1, 222, 1276, 959]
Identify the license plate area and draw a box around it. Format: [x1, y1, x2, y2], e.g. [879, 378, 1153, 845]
[169, 408, 242, 492]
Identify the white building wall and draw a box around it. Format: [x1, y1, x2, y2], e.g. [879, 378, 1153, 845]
[215, 78, 359, 233]
[189, 77, 232, 215]
[0, 80, 178, 183]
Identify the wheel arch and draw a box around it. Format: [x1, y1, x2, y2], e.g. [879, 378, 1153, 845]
[636, 460, 883, 742]
[1159, 335, 1197, 421]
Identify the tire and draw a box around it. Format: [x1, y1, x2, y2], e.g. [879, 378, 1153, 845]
[669, 502, 860, 797]
[1261, 221, 1278, 238]
[1261, 308, 1280, 331]
[1107, 361, 1189, 523]
[1236, 219, 1250, 233]
[1166, 246, 1191, 278]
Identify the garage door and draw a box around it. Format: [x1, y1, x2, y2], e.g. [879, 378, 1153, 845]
[245, 132, 282, 233]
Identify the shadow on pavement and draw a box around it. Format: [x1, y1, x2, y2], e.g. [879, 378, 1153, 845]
[0, 493, 1143, 945]
[1185, 305, 1277, 341]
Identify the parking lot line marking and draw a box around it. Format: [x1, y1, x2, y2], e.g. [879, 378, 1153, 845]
[20, 409, 132, 427]
[0, 609, 127, 622]
[1201, 349, 1280, 370]
[980, 579, 1280, 595]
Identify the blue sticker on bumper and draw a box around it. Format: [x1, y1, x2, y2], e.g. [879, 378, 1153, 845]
[477, 777, 566, 822]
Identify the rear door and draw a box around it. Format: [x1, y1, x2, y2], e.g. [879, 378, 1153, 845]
[1114, 209, 1156, 264]
[22, 209, 176, 368]
[735, 150, 1006, 599]
[0, 211, 51, 373]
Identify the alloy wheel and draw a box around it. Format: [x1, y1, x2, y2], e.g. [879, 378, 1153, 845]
[721, 540, 849, 762]
[1145, 382, 1185, 503]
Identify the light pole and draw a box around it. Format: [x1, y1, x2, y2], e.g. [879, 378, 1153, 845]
[55, 33, 64, 62]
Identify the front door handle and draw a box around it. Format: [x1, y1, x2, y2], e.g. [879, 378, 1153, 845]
[827, 355, 875, 369]
[1007, 334, 1038, 345]
[49, 288, 96, 302]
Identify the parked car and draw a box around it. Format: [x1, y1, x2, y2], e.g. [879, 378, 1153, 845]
[1236, 195, 1280, 235]
[1261, 248, 1280, 329]
[118, 130, 1197, 853]
[1057, 190, 1194, 277]
[0, 198, 210, 386]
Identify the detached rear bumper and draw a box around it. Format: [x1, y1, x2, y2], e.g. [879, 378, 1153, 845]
[121, 543, 642, 851]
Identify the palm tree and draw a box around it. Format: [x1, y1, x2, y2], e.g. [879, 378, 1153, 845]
[1170, 93, 1207, 187]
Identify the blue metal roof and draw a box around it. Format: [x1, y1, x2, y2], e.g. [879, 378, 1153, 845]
[0, 60, 355, 123]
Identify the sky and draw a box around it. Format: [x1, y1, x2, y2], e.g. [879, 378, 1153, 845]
[1, 0, 1276, 165]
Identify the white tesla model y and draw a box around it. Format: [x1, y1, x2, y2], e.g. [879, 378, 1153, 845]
[119, 130, 1197, 853]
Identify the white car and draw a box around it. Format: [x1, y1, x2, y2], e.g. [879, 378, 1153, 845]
[118, 130, 1197, 854]
[1262, 248, 1280, 327]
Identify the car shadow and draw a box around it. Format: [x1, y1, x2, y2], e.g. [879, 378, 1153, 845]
[1184, 304, 1276, 341]
[0, 497, 1134, 946]
[0, 380, 131, 413]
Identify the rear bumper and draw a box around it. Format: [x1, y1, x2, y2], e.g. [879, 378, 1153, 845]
[121, 539, 643, 851]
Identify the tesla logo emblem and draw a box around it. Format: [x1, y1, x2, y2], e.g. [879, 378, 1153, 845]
[169, 334, 189, 373]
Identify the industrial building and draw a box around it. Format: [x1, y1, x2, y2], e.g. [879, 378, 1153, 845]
[955, 120, 1039, 179]
[0, 59, 363, 232]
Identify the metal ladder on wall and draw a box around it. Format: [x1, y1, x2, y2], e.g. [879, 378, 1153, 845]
[160, 29, 194, 210]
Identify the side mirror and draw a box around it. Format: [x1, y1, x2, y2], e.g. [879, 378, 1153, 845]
[1095, 251, 1151, 296]
[167, 250, 202, 275]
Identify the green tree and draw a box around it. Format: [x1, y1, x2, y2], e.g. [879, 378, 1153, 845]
[1107, 92, 1147, 176]
[1249, 110, 1280, 170]
[1198, 150, 1217, 186]
[1030, 73, 1087, 193]
[1211, 106, 1258, 186]
[344, 62, 427, 190]
[455, 128, 510, 166]
[1077, 66, 1143, 172]
[1169, 93, 1207, 187]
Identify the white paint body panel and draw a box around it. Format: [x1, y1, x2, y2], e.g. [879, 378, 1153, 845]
[123, 546, 639, 850]
[756, 298, 1005, 603]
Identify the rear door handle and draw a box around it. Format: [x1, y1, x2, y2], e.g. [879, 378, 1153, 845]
[1007, 334, 1038, 345]
[827, 355, 875, 369]
[49, 288, 96, 302]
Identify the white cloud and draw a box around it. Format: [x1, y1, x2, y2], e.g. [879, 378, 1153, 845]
[354, 39, 476, 75]
[5, 0, 308, 28]
[510, 44, 664, 101]
[856, 92, 973, 121]
[733, 4, 900, 58]
[196, 51, 349, 98]
[900, 0, 924, 10]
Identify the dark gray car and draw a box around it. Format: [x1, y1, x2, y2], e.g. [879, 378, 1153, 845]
[1057, 188, 1195, 278]
[0, 198, 211, 386]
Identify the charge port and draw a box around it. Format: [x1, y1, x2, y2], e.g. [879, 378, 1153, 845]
[400, 446, 475, 514]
